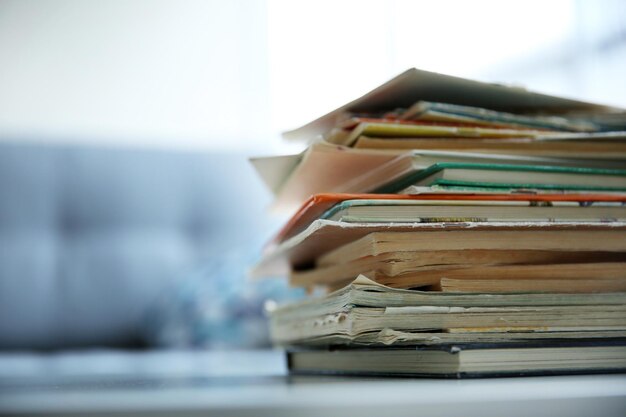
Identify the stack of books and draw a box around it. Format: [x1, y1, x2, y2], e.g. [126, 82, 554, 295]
[251, 69, 626, 378]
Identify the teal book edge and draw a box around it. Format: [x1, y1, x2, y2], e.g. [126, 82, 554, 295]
[321, 199, 397, 220]
[431, 179, 626, 191]
[375, 162, 626, 194]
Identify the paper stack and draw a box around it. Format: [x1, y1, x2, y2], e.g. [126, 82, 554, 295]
[252, 69, 626, 377]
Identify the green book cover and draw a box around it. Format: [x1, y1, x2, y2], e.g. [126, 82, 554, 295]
[375, 162, 626, 194]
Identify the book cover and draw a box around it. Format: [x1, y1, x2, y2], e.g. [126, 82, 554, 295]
[376, 162, 626, 193]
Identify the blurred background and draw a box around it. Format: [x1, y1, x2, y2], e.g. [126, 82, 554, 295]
[0, 0, 625, 351]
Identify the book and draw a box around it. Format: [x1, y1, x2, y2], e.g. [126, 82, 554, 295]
[270, 277, 626, 347]
[439, 277, 626, 293]
[287, 343, 626, 378]
[317, 229, 626, 267]
[270, 193, 626, 246]
[375, 162, 626, 194]
[330, 120, 550, 147]
[251, 142, 401, 213]
[252, 220, 626, 277]
[352, 136, 626, 159]
[272, 276, 626, 318]
[253, 143, 626, 212]
[289, 327, 626, 347]
[320, 198, 626, 224]
[290, 256, 626, 290]
[275, 303, 626, 343]
[330, 112, 624, 152]
[399, 101, 599, 132]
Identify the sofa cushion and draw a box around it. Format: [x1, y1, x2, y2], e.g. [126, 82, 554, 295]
[0, 141, 279, 349]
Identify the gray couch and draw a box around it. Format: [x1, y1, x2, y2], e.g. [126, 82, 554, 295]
[0, 141, 277, 349]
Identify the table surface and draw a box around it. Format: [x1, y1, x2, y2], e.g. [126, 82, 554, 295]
[1, 349, 625, 417]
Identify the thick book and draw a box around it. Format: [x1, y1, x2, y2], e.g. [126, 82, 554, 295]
[252, 221, 626, 277]
[290, 257, 626, 291]
[270, 277, 626, 347]
[318, 229, 626, 266]
[297, 230, 626, 292]
[273, 301, 626, 343]
[286, 342, 626, 378]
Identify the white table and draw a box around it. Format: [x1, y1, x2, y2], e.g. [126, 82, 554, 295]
[1, 350, 625, 416]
